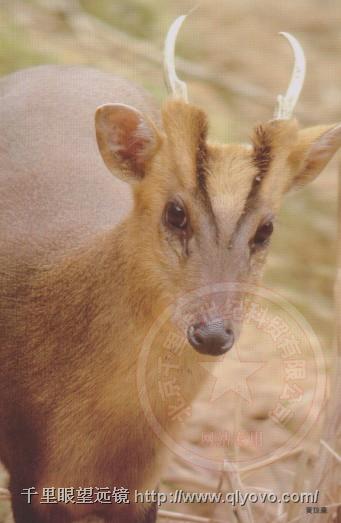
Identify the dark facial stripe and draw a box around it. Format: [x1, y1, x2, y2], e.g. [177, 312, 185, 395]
[195, 138, 219, 239]
[248, 124, 273, 204]
[196, 136, 209, 200]
[232, 124, 273, 236]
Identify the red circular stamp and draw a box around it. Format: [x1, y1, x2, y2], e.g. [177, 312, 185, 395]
[137, 283, 327, 471]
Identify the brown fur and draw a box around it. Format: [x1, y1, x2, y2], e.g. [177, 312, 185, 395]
[1, 65, 341, 523]
[252, 124, 273, 184]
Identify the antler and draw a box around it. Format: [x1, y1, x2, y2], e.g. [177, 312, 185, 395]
[163, 18, 306, 115]
[163, 15, 189, 102]
[273, 32, 306, 120]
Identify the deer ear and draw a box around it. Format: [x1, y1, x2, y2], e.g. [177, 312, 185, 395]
[95, 103, 161, 183]
[288, 123, 341, 190]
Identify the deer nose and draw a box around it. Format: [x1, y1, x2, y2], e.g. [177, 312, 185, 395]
[187, 319, 235, 356]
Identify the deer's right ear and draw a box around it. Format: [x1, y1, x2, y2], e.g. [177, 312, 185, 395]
[95, 103, 161, 183]
[287, 123, 341, 190]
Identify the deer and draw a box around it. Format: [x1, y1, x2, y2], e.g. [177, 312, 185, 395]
[0, 13, 340, 523]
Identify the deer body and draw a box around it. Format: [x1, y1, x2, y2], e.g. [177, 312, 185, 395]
[1, 21, 341, 523]
[0, 66, 173, 523]
[0, 65, 157, 255]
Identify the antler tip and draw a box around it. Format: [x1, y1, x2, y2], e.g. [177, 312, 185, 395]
[273, 31, 306, 120]
[163, 14, 189, 102]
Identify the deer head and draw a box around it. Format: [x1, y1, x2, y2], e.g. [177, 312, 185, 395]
[95, 16, 341, 357]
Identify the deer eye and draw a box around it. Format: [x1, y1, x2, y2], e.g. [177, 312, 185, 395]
[251, 221, 274, 250]
[164, 199, 187, 231]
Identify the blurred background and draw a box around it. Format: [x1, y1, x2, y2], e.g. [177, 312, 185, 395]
[0, 1, 340, 522]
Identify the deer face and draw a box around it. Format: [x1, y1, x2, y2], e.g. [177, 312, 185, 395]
[95, 99, 341, 355]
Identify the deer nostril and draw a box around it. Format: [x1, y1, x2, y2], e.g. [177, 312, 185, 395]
[187, 323, 204, 345]
[187, 321, 235, 356]
[194, 332, 204, 344]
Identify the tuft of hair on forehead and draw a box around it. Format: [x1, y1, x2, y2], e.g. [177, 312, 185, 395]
[240, 124, 273, 212]
[247, 119, 299, 206]
[162, 99, 208, 144]
[161, 100, 208, 187]
[252, 125, 273, 178]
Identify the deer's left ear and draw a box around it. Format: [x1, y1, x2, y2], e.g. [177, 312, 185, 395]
[95, 103, 161, 183]
[287, 123, 341, 190]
